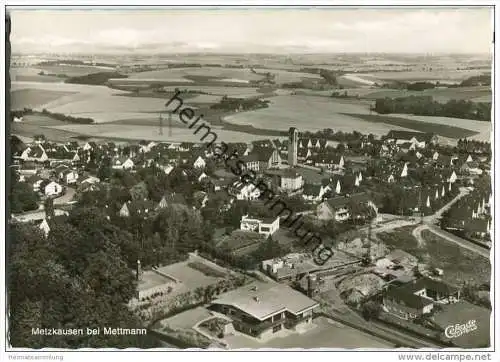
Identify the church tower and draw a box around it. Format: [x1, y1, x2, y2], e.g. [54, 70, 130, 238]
[288, 127, 298, 167]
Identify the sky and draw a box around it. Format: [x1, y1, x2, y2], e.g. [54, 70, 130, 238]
[8, 7, 493, 54]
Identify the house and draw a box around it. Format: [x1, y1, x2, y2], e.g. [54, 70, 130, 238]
[83, 141, 97, 151]
[231, 181, 261, 201]
[240, 214, 280, 237]
[119, 199, 156, 218]
[249, 147, 282, 171]
[209, 281, 319, 340]
[264, 169, 304, 192]
[316, 193, 378, 221]
[44, 181, 63, 197]
[241, 153, 260, 172]
[61, 169, 79, 184]
[302, 184, 331, 202]
[156, 193, 187, 209]
[20, 145, 48, 162]
[80, 176, 100, 185]
[192, 155, 206, 169]
[39, 219, 51, 237]
[385, 131, 438, 148]
[382, 278, 460, 321]
[112, 157, 134, 170]
[312, 154, 344, 170]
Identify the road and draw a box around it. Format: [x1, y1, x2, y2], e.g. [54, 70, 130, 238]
[422, 187, 471, 224]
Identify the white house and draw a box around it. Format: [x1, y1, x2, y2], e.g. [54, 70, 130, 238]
[234, 182, 261, 201]
[448, 171, 458, 184]
[240, 214, 280, 237]
[302, 184, 331, 202]
[62, 170, 79, 184]
[20, 146, 48, 162]
[81, 176, 100, 185]
[44, 181, 63, 197]
[193, 156, 206, 169]
[112, 157, 135, 170]
[39, 219, 51, 237]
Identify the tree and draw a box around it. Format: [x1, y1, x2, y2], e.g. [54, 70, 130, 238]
[361, 300, 382, 321]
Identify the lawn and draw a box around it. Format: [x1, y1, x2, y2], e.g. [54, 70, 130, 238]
[343, 113, 479, 139]
[377, 227, 491, 286]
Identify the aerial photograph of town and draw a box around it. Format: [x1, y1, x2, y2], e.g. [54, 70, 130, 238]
[4, 5, 495, 356]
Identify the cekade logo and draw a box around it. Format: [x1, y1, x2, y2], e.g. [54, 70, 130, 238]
[444, 319, 478, 339]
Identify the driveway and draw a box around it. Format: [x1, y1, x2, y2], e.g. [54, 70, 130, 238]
[53, 186, 76, 205]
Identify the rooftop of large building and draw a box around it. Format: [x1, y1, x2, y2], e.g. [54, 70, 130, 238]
[211, 281, 318, 321]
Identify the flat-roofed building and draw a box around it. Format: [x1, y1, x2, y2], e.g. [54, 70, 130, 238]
[240, 214, 280, 237]
[209, 281, 318, 340]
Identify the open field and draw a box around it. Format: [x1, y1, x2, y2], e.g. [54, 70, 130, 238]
[12, 88, 77, 109]
[344, 113, 480, 139]
[223, 95, 412, 136]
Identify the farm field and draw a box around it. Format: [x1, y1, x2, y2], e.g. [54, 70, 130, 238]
[344, 113, 481, 139]
[353, 69, 489, 83]
[46, 123, 283, 143]
[251, 67, 322, 84]
[223, 95, 412, 136]
[127, 67, 264, 82]
[12, 88, 77, 109]
[10, 67, 64, 83]
[389, 114, 491, 142]
[162, 86, 264, 98]
[357, 86, 491, 103]
[37, 64, 116, 77]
